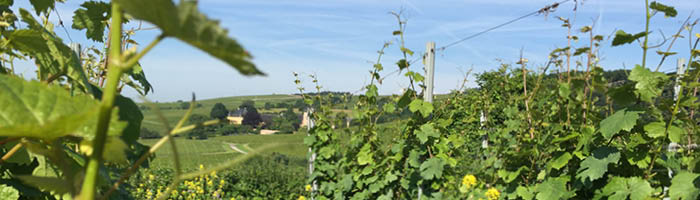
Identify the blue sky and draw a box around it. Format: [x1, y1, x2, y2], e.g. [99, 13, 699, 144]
[12, 0, 700, 102]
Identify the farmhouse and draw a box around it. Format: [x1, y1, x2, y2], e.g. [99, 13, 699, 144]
[226, 108, 246, 124]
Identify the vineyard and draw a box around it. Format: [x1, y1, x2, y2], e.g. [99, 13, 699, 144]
[0, 0, 700, 200]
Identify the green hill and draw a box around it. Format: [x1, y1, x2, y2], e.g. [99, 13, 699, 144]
[139, 94, 303, 134]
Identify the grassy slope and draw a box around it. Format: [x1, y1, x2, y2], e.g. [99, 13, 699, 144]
[139, 133, 306, 169]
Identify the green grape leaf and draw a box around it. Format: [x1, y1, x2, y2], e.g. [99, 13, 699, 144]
[400, 47, 414, 56]
[558, 82, 570, 98]
[340, 174, 354, 192]
[408, 99, 433, 118]
[650, 1, 677, 17]
[656, 51, 678, 56]
[0, 184, 19, 200]
[612, 30, 648, 46]
[576, 147, 620, 183]
[644, 122, 684, 142]
[357, 144, 373, 165]
[11, 10, 95, 94]
[71, 1, 111, 42]
[17, 175, 71, 195]
[516, 186, 534, 200]
[397, 89, 414, 108]
[669, 171, 700, 200]
[644, 122, 666, 138]
[498, 166, 527, 183]
[383, 103, 395, 113]
[0, 75, 97, 140]
[608, 83, 636, 106]
[416, 123, 439, 144]
[114, 0, 262, 75]
[408, 150, 421, 167]
[419, 157, 444, 180]
[0, 75, 126, 140]
[550, 152, 572, 170]
[365, 84, 378, 98]
[667, 125, 684, 143]
[28, 0, 54, 15]
[535, 177, 574, 200]
[601, 177, 653, 200]
[629, 65, 667, 102]
[319, 146, 335, 159]
[396, 59, 408, 70]
[573, 47, 590, 56]
[599, 108, 641, 139]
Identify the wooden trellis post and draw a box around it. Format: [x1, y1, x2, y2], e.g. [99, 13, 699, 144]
[306, 108, 317, 199]
[424, 42, 436, 103]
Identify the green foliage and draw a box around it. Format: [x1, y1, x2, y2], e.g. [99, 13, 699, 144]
[0, 74, 124, 140]
[28, 0, 54, 15]
[629, 65, 667, 102]
[576, 147, 621, 183]
[187, 114, 211, 139]
[649, 1, 677, 17]
[242, 106, 263, 127]
[601, 177, 654, 200]
[611, 30, 648, 46]
[534, 177, 574, 200]
[299, 14, 461, 199]
[297, 2, 700, 199]
[599, 109, 641, 139]
[71, 1, 111, 42]
[210, 102, 229, 120]
[669, 171, 700, 200]
[0, 184, 20, 200]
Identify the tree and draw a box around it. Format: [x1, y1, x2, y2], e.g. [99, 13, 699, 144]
[264, 102, 272, 110]
[187, 114, 210, 139]
[210, 103, 228, 120]
[241, 103, 263, 127]
[180, 102, 190, 109]
[240, 100, 255, 109]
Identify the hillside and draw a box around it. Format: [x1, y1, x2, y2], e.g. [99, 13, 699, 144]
[139, 94, 303, 134]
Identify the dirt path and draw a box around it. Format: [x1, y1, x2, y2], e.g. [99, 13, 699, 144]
[227, 143, 248, 154]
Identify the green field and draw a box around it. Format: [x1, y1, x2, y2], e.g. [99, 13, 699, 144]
[139, 133, 307, 170]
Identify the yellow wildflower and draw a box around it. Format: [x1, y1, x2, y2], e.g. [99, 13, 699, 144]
[486, 188, 500, 200]
[305, 184, 312, 192]
[298, 196, 306, 200]
[148, 174, 155, 181]
[220, 179, 226, 185]
[462, 174, 477, 189]
[199, 164, 204, 169]
[231, 198, 236, 200]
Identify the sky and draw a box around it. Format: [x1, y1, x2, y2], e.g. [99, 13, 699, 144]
[11, 0, 700, 102]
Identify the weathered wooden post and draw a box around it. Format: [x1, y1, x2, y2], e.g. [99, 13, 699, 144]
[306, 108, 317, 199]
[424, 42, 436, 103]
[418, 41, 436, 200]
